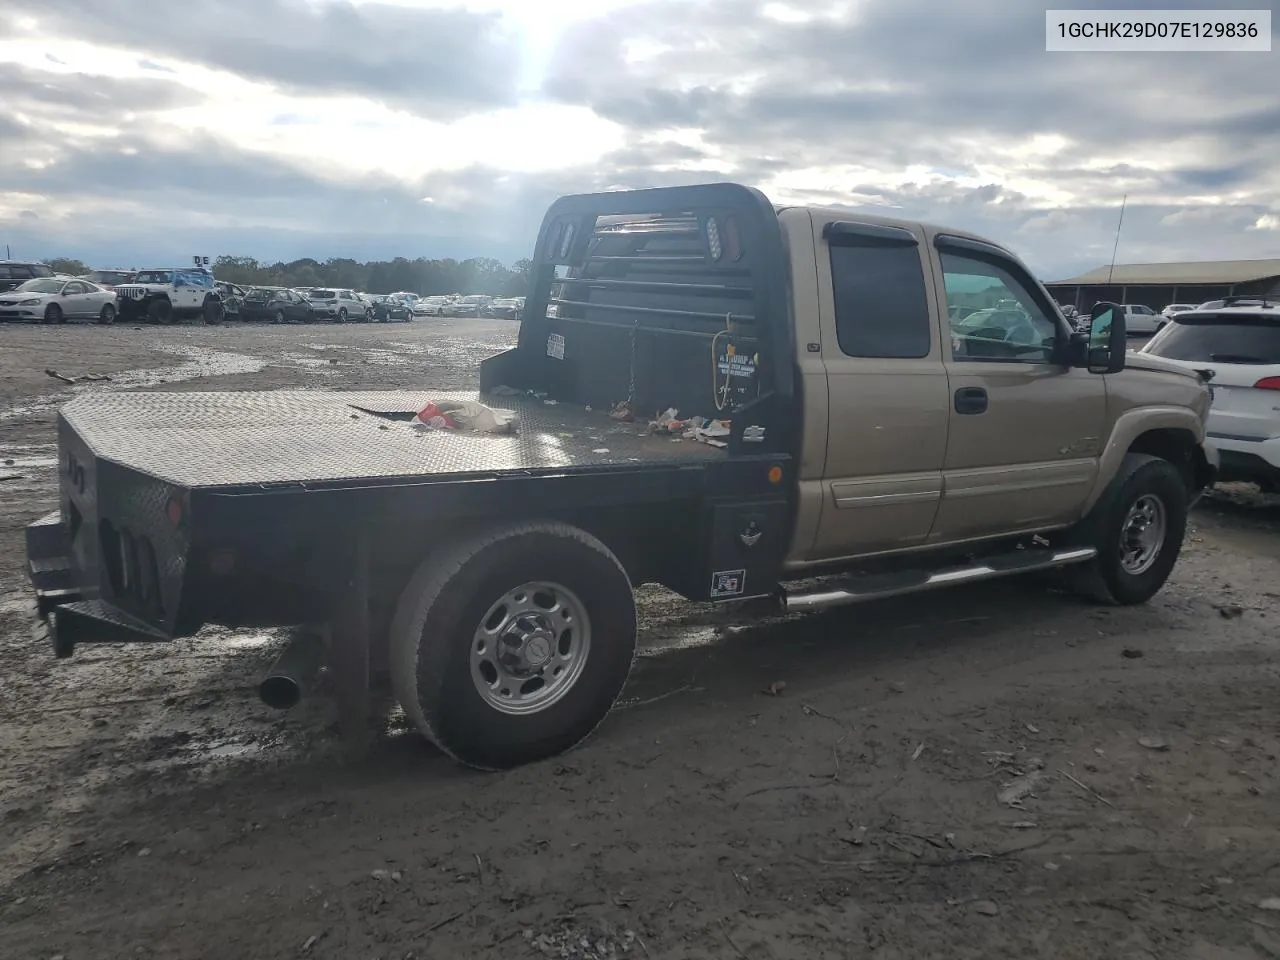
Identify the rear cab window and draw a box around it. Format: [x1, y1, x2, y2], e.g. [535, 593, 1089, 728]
[827, 227, 931, 358]
[1145, 313, 1280, 364]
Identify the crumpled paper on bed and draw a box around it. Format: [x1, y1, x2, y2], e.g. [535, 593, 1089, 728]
[414, 400, 516, 434]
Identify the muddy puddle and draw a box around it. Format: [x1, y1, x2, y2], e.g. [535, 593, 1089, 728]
[0, 444, 58, 471]
[0, 345, 267, 422]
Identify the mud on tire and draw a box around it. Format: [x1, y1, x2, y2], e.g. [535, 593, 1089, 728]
[1066, 453, 1188, 606]
[390, 521, 637, 770]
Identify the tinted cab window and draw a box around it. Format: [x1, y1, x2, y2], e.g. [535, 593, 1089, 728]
[829, 235, 931, 358]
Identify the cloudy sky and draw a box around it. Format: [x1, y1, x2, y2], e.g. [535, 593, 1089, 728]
[1, 0, 1277, 280]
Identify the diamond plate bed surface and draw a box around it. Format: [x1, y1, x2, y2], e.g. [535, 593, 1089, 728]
[62, 390, 724, 489]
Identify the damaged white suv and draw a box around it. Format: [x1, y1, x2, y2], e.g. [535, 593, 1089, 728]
[114, 259, 223, 325]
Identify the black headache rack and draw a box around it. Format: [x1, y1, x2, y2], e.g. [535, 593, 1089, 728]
[480, 182, 796, 459]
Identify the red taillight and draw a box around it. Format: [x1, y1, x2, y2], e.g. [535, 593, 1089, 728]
[165, 495, 184, 528]
[1255, 377, 1280, 390]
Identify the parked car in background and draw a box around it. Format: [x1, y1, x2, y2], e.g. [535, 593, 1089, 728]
[1139, 302, 1280, 492]
[370, 295, 413, 322]
[215, 281, 248, 321]
[486, 297, 524, 320]
[1162, 303, 1197, 320]
[1122, 304, 1162, 335]
[80, 268, 136, 292]
[303, 287, 367, 322]
[389, 292, 419, 313]
[241, 287, 316, 323]
[415, 295, 451, 316]
[1197, 297, 1272, 311]
[0, 260, 55, 294]
[354, 292, 377, 320]
[446, 294, 492, 317]
[0, 276, 118, 324]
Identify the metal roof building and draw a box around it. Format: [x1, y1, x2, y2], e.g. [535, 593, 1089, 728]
[1044, 258, 1280, 310]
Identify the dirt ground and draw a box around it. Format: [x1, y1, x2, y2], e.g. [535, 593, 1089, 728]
[2, 319, 1280, 960]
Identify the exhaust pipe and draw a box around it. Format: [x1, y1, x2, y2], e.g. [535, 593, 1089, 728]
[259, 630, 326, 710]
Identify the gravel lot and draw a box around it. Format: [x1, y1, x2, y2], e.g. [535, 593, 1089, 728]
[2, 319, 1280, 960]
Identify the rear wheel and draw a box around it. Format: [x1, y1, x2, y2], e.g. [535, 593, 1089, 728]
[1066, 453, 1187, 605]
[390, 521, 637, 770]
[98, 303, 116, 325]
[43, 304, 63, 325]
[203, 297, 223, 325]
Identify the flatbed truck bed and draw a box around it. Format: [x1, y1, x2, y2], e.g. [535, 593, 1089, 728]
[55, 388, 727, 490]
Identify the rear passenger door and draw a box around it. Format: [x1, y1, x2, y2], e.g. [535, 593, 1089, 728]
[810, 220, 950, 559]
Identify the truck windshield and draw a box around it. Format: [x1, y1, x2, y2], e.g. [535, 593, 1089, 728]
[1145, 315, 1280, 363]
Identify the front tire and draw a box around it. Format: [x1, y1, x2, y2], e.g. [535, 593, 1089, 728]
[274, 309, 286, 325]
[43, 304, 63, 325]
[390, 522, 637, 770]
[337, 308, 348, 323]
[147, 299, 172, 325]
[1066, 454, 1188, 605]
[98, 303, 116, 325]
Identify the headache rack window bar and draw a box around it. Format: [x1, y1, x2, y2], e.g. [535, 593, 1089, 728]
[586, 254, 709, 264]
[543, 314, 760, 341]
[595, 221, 702, 236]
[548, 297, 757, 325]
[553, 277, 753, 297]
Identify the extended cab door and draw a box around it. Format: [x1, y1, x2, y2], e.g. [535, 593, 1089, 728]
[803, 217, 951, 560]
[929, 235, 1107, 542]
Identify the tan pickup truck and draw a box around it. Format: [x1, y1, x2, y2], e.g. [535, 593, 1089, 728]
[27, 183, 1217, 769]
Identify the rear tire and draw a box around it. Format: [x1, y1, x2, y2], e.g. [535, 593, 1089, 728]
[203, 298, 222, 325]
[1065, 454, 1187, 605]
[390, 522, 637, 770]
[98, 303, 116, 325]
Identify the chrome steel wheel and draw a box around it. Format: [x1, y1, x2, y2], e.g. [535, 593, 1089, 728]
[471, 581, 591, 716]
[1120, 493, 1166, 575]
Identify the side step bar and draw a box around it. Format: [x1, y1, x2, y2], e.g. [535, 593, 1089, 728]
[783, 546, 1097, 613]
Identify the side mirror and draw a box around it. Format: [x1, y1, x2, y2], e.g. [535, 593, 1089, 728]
[1087, 302, 1126, 374]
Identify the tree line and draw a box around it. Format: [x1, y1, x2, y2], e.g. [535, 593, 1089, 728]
[42, 255, 534, 297]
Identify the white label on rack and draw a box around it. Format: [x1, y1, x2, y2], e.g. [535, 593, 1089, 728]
[547, 333, 565, 360]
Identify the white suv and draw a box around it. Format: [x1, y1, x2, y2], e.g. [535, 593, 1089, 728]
[1139, 302, 1280, 492]
[303, 288, 366, 322]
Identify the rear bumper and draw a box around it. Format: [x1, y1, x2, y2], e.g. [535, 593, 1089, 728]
[26, 511, 168, 657]
[1208, 433, 1280, 488]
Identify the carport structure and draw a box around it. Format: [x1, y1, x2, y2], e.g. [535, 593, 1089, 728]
[1045, 258, 1280, 311]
